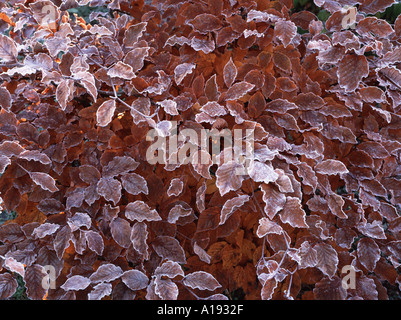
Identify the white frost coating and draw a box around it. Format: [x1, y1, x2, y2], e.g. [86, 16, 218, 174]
[174, 63, 196, 85]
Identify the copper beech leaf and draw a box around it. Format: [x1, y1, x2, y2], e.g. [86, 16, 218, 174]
[61, 275, 91, 291]
[274, 19, 297, 48]
[85, 230, 104, 255]
[155, 260, 185, 278]
[96, 99, 116, 127]
[314, 243, 338, 278]
[215, 161, 246, 196]
[25, 264, 47, 300]
[167, 178, 184, 197]
[89, 263, 123, 283]
[183, 271, 221, 291]
[125, 200, 161, 223]
[223, 57, 237, 88]
[220, 194, 249, 225]
[279, 196, 308, 228]
[357, 237, 380, 272]
[167, 204, 193, 224]
[174, 63, 196, 85]
[107, 62, 136, 80]
[97, 177, 121, 205]
[89, 283, 112, 300]
[121, 173, 148, 195]
[224, 81, 254, 101]
[256, 217, 283, 238]
[0, 35, 17, 62]
[187, 14, 223, 34]
[29, 172, 58, 193]
[338, 54, 369, 92]
[121, 270, 149, 291]
[152, 236, 186, 264]
[0, 273, 18, 299]
[130, 222, 149, 259]
[315, 159, 349, 175]
[110, 217, 131, 248]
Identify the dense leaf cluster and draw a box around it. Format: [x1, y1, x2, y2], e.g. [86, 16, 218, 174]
[0, 0, 400, 300]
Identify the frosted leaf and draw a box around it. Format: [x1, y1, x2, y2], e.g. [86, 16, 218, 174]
[224, 81, 254, 101]
[174, 63, 196, 85]
[223, 57, 237, 88]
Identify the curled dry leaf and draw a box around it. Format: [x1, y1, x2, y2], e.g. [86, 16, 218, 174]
[167, 178, 184, 197]
[174, 63, 196, 86]
[220, 194, 249, 225]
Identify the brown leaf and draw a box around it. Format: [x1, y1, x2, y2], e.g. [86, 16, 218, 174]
[56, 79, 74, 111]
[29, 172, 58, 193]
[167, 204, 193, 224]
[220, 194, 249, 225]
[215, 161, 246, 196]
[121, 173, 148, 195]
[224, 81, 254, 101]
[0, 34, 17, 62]
[313, 276, 347, 300]
[167, 178, 184, 197]
[174, 63, 196, 86]
[124, 22, 147, 47]
[97, 177, 121, 205]
[122, 270, 149, 291]
[261, 183, 286, 219]
[256, 217, 283, 238]
[154, 277, 178, 300]
[85, 230, 104, 255]
[357, 237, 380, 272]
[0, 87, 11, 110]
[280, 196, 308, 228]
[183, 271, 221, 291]
[130, 222, 149, 259]
[314, 243, 338, 278]
[107, 62, 136, 80]
[187, 14, 223, 34]
[315, 159, 349, 175]
[54, 225, 72, 259]
[125, 200, 161, 223]
[61, 275, 91, 291]
[338, 54, 369, 92]
[25, 264, 47, 300]
[89, 283, 112, 300]
[96, 99, 116, 127]
[110, 217, 131, 248]
[274, 19, 297, 48]
[0, 273, 18, 299]
[152, 236, 186, 264]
